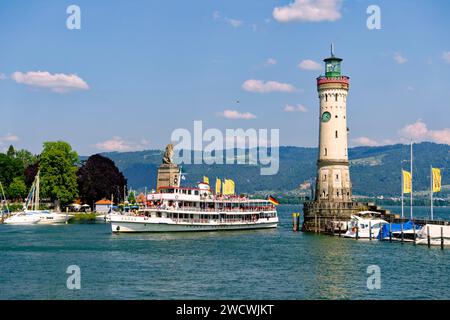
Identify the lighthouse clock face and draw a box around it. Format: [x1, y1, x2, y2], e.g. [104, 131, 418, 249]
[321, 111, 331, 122]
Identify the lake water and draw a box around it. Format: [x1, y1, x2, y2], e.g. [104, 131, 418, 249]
[0, 205, 449, 300]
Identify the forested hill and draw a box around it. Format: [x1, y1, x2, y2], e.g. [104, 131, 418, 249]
[88, 142, 450, 198]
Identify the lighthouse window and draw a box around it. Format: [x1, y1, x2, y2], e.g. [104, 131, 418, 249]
[325, 95, 328, 102]
[324, 148, 327, 156]
[335, 130, 338, 138]
[336, 174, 339, 180]
[335, 94, 338, 101]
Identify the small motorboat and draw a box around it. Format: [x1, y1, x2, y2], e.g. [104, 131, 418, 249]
[344, 211, 388, 239]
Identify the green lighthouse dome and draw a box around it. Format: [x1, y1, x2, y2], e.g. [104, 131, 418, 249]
[324, 44, 342, 78]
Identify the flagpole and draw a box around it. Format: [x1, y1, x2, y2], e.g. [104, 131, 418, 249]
[401, 169, 404, 219]
[410, 141, 413, 220]
[431, 166, 434, 221]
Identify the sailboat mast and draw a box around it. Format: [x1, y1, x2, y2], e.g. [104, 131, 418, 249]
[410, 142, 413, 220]
[35, 171, 40, 211]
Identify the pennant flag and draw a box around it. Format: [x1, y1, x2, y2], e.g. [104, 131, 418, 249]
[268, 195, 280, 205]
[432, 168, 441, 193]
[203, 176, 209, 185]
[402, 170, 412, 194]
[215, 178, 221, 195]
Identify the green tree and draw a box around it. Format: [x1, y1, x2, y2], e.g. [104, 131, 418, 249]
[8, 177, 27, 200]
[128, 190, 136, 204]
[15, 149, 37, 168]
[40, 141, 79, 206]
[0, 153, 23, 189]
[6, 145, 15, 158]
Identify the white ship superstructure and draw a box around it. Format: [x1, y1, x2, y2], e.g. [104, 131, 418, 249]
[110, 183, 278, 233]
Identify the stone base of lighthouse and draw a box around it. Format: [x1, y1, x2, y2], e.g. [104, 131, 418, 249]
[302, 201, 367, 233]
[302, 201, 394, 233]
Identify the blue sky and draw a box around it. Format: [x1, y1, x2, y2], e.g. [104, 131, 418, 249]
[1, 0, 450, 155]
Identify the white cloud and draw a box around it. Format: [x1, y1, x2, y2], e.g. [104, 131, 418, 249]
[393, 53, 407, 64]
[218, 110, 257, 120]
[11, 71, 89, 93]
[265, 58, 277, 66]
[242, 79, 296, 93]
[284, 104, 308, 112]
[0, 133, 19, 151]
[95, 137, 151, 152]
[225, 18, 243, 27]
[298, 59, 322, 70]
[273, 0, 342, 23]
[399, 120, 450, 145]
[352, 137, 380, 147]
[0, 133, 19, 143]
[213, 11, 243, 28]
[442, 51, 450, 64]
[213, 11, 221, 20]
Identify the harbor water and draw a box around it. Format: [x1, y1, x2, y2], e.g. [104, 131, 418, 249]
[0, 205, 449, 300]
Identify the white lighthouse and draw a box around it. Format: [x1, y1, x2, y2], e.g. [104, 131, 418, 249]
[315, 46, 352, 202]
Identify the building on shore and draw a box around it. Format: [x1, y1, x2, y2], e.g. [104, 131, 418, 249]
[95, 199, 113, 213]
[302, 46, 388, 233]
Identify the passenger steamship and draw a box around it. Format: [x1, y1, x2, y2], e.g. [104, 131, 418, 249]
[110, 182, 278, 233]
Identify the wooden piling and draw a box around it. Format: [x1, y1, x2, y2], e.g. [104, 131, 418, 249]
[427, 226, 431, 248]
[296, 213, 300, 232]
[413, 224, 416, 245]
[318, 217, 321, 233]
[356, 227, 359, 240]
[441, 226, 444, 250]
[369, 221, 372, 241]
[338, 224, 341, 237]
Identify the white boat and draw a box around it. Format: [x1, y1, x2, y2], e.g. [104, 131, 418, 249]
[110, 183, 278, 233]
[3, 211, 41, 225]
[416, 224, 450, 246]
[4, 171, 70, 225]
[344, 211, 388, 239]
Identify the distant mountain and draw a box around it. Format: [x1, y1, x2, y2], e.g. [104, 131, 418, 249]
[83, 142, 450, 198]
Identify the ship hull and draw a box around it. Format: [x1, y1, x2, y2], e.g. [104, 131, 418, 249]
[110, 215, 278, 233]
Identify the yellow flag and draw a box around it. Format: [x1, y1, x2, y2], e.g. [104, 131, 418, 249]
[215, 178, 221, 194]
[432, 168, 441, 193]
[225, 179, 235, 195]
[203, 176, 209, 185]
[402, 170, 412, 194]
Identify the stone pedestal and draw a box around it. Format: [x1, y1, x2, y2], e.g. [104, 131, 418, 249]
[156, 164, 181, 192]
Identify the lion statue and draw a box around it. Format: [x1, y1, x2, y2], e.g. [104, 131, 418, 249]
[162, 143, 174, 164]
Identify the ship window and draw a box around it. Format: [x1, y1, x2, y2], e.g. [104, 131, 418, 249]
[195, 190, 199, 195]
